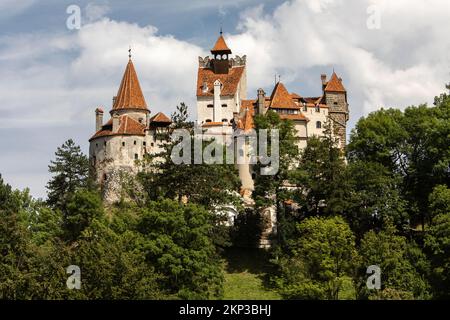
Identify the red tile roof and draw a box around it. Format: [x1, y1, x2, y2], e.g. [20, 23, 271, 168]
[150, 112, 171, 123]
[112, 59, 148, 111]
[279, 113, 308, 121]
[89, 115, 146, 141]
[238, 100, 256, 132]
[202, 121, 229, 127]
[269, 82, 299, 109]
[197, 66, 245, 97]
[324, 72, 346, 92]
[211, 35, 232, 53]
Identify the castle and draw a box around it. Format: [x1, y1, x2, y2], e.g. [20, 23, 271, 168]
[89, 33, 349, 233]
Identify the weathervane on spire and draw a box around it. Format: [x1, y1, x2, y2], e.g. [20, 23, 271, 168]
[220, 24, 223, 35]
[128, 46, 132, 60]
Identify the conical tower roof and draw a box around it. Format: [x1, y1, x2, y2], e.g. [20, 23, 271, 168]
[112, 59, 148, 111]
[211, 34, 232, 54]
[324, 71, 346, 92]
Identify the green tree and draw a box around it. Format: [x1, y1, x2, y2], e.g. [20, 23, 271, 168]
[292, 122, 347, 217]
[63, 189, 103, 241]
[344, 161, 408, 237]
[47, 139, 91, 211]
[275, 216, 358, 299]
[424, 211, 450, 298]
[357, 220, 430, 299]
[137, 199, 224, 299]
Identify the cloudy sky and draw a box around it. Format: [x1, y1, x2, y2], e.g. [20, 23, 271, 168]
[1, 0, 449, 198]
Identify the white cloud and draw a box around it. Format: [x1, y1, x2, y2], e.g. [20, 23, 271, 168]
[227, 0, 450, 121]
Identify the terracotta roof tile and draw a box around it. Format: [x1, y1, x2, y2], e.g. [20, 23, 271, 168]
[269, 82, 299, 109]
[89, 115, 145, 141]
[202, 121, 229, 127]
[150, 112, 171, 123]
[197, 66, 245, 97]
[324, 72, 346, 92]
[279, 113, 309, 121]
[211, 35, 232, 53]
[112, 59, 148, 111]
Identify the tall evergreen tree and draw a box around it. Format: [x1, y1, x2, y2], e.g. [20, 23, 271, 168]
[47, 139, 91, 211]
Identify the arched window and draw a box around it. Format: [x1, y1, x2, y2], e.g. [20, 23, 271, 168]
[222, 54, 227, 60]
[316, 121, 322, 129]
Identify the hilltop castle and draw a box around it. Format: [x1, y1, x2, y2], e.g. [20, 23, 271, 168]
[89, 33, 349, 217]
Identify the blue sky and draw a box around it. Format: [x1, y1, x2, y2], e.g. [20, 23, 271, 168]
[1, 0, 449, 198]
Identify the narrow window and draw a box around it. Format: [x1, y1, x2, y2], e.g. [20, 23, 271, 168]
[134, 140, 137, 145]
[315, 105, 320, 112]
[134, 153, 138, 160]
[222, 118, 228, 123]
[207, 104, 214, 108]
[316, 121, 322, 129]
[122, 142, 125, 147]
[143, 141, 146, 146]
[222, 104, 227, 108]
[151, 143, 154, 147]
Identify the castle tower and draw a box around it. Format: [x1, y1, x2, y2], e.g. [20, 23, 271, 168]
[89, 54, 171, 203]
[322, 71, 349, 148]
[196, 32, 247, 135]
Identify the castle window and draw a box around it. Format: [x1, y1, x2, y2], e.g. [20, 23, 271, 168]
[135, 153, 138, 160]
[315, 105, 320, 112]
[151, 143, 154, 147]
[104, 141, 106, 146]
[96, 143, 98, 147]
[334, 102, 338, 105]
[206, 119, 212, 123]
[316, 121, 322, 129]
[138, 118, 143, 123]
[103, 173, 107, 181]
[134, 140, 137, 145]
[143, 141, 146, 146]
[222, 104, 227, 108]
[222, 118, 228, 123]
[122, 142, 125, 147]
[207, 104, 214, 108]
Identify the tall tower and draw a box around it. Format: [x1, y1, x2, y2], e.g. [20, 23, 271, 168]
[89, 54, 171, 203]
[196, 32, 247, 134]
[323, 71, 349, 148]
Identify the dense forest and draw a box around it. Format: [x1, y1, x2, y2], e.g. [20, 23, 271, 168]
[0, 89, 449, 300]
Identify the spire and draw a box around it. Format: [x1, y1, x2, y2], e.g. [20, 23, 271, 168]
[324, 71, 346, 92]
[269, 82, 297, 109]
[112, 58, 148, 111]
[211, 32, 232, 54]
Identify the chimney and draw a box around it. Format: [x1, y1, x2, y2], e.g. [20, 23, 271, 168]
[112, 113, 120, 133]
[257, 88, 265, 115]
[95, 107, 104, 132]
[213, 80, 222, 122]
[321, 74, 327, 91]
